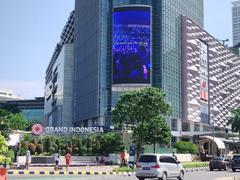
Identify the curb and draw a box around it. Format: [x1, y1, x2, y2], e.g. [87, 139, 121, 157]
[7, 167, 208, 176]
[7, 170, 135, 176]
[184, 167, 209, 172]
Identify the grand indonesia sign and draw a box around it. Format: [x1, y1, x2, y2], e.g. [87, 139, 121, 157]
[32, 124, 104, 136]
[45, 126, 104, 134]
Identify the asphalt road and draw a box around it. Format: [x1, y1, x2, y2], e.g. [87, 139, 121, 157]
[7, 171, 240, 180]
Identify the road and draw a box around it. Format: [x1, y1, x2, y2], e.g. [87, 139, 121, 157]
[7, 171, 240, 180]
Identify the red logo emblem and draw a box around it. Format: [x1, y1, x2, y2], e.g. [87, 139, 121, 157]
[32, 124, 43, 136]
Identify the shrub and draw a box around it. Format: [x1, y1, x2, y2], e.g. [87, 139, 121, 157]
[73, 147, 79, 155]
[174, 141, 198, 154]
[5, 150, 15, 162]
[49, 146, 55, 154]
[0, 155, 11, 165]
[81, 146, 87, 155]
[21, 141, 29, 149]
[66, 147, 72, 154]
[17, 147, 27, 156]
[28, 143, 36, 155]
[36, 144, 43, 154]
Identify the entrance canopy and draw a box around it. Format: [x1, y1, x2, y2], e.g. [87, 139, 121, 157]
[200, 136, 226, 149]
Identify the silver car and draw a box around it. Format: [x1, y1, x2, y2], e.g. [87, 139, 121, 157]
[136, 153, 184, 180]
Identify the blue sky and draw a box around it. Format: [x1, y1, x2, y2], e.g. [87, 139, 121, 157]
[0, 0, 233, 99]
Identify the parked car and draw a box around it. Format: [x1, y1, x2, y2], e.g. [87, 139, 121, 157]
[209, 157, 230, 171]
[232, 155, 240, 172]
[136, 153, 184, 180]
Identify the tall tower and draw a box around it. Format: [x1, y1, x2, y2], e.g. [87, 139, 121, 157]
[232, 0, 240, 46]
[73, 0, 204, 128]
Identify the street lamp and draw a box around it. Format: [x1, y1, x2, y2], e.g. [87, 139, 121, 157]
[218, 39, 229, 47]
[211, 105, 219, 157]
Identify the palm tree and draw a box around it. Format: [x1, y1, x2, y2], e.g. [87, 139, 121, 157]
[229, 108, 240, 149]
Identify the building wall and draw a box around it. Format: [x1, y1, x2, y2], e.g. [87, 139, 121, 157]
[182, 15, 240, 129]
[73, 0, 100, 125]
[0, 89, 23, 101]
[44, 44, 74, 127]
[1, 97, 44, 122]
[232, 0, 240, 46]
[161, 0, 203, 124]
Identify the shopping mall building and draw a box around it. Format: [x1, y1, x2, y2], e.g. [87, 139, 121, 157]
[44, 0, 240, 152]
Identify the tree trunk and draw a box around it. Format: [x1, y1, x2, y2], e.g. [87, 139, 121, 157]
[153, 141, 156, 153]
[136, 142, 142, 160]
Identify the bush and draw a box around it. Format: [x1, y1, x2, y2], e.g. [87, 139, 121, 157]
[66, 147, 72, 154]
[49, 146, 55, 154]
[21, 141, 29, 149]
[81, 146, 87, 155]
[73, 147, 79, 155]
[28, 143, 36, 155]
[0, 155, 11, 165]
[5, 150, 15, 162]
[17, 147, 27, 156]
[174, 141, 198, 154]
[36, 144, 43, 154]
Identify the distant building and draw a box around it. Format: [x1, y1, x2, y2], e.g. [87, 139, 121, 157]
[0, 89, 23, 101]
[232, 0, 240, 45]
[44, 11, 74, 127]
[1, 97, 44, 123]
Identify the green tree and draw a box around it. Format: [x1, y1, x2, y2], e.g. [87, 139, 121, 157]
[145, 116, 171, 153]
[112, 87, 171, 157]
[8, 113, 27, 130]
[0, 109, 11, 139]
[229, 108, 240, 148]
[0, 109, 27, 139]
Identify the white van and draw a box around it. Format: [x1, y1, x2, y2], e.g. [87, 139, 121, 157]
[136, 154, 184, 180]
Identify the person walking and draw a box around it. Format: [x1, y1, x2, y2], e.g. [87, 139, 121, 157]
[65, 151, 71, 171]
[172, 152, 178, 161]
[54, 152, 60, 171]
[120, 150, 127, 166]
[25, 150, 31, 170]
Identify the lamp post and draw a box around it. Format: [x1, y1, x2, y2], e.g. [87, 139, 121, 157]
[218, 39, 229, 47]
[211, 105, 219, 157]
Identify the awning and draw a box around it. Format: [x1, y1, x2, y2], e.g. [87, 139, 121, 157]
[200, 136, 226, 149]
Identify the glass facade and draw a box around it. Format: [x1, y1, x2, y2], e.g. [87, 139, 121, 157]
[22, 109, 44, 122]
[74, 0, 204, 126]
[161, 0, 203, 119]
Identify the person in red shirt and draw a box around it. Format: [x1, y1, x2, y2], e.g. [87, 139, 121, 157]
[65, 152, 71, 171]
[120, 150, 127, 166]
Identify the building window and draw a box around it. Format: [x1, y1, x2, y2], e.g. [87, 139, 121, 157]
[171, 118, 177, 131]
[182, 122, 190, 131]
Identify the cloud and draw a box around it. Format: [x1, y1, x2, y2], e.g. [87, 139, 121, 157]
[0, 79, 44, 99]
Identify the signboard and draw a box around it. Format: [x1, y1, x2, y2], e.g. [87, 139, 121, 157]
[112, 6, 151, 84]
[199, 41, 208, 102]
[31, 124, 105, 135]
[198, 40, 209, 123]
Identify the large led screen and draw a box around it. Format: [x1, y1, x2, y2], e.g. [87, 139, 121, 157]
[112, 6, 151, 84]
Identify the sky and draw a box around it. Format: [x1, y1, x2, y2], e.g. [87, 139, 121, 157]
[0, 0, 234, 99]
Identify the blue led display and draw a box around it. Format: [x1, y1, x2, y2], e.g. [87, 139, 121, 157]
[112, 6, 151, 84]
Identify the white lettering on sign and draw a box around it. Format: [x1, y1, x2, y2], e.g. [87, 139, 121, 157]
[44, 126, 104, 134]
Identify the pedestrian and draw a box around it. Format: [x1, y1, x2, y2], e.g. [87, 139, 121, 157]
[65, 151, 71, 171]
[120, 150, 127, 166]
[172, 152, 178, 161]
[100, 156, 105, 165]
[25, 149, 31, 170]
[54, 152, 60, 171]
[96, 156, 99, 164]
